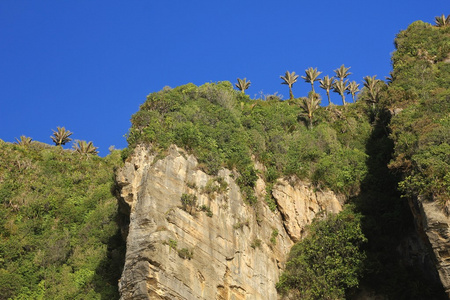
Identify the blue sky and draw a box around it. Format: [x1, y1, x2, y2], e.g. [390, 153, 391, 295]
[1, 1, 448, 155]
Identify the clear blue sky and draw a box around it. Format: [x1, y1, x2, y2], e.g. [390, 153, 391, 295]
[1, 1, 448, 155]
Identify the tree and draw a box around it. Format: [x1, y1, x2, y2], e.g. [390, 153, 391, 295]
[301, 67, 322, 93]
[73, 140, 98, 155]
[235, 78, 251, 93]
[334, 64, 352, 82]
[333, 79, 349, 105]
[50, 127, 73, 146]
[346, 81, 360, 102]
[363, 75, 384, 105]
[280, 71, 299, 100]
[277, 206, 366, 300]
[299, 92, 321, 129]
[15, 136, 32, 146]
[319, 75, 335, 105]
[434, 14, 450, 27]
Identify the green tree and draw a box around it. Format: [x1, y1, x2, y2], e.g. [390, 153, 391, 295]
[333, 79, 349, 105]
[363, 75, 384, 105]
[235, 78, 251, 93]
[319, 75, 335, 105]
[434, 14, 450, 27]
[73, 140, 99, 155]
[334, 64, 352, 82]
[50, 127, 73, 146]
[15, 136, 33, 146]
[346, 81, 360, 102]
[301, 67, 322, 93]
[277, 206, 366, 300]
[299, 93, 321, 129]
[280, 71, 299, 100]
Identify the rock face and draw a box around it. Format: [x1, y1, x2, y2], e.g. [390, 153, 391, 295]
[409, 196, 450, 297]
[116, 145, 343, 300]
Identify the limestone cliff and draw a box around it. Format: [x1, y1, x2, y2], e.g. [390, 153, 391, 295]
[409, 196, 450, 297]
[115, 145, 343, 300]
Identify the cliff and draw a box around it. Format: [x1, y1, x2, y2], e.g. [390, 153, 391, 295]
[116, 145, 343, 299]
[409, 196, 450, 296]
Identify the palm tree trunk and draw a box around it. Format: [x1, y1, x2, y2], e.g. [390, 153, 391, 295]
[341, 93, 346, 105]
[327, 92, 331, 105]
[289, 86, 294, 100]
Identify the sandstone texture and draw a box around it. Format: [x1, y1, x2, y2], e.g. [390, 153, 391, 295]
[409, 196, 450, 297]
[116, 145, 343, 300]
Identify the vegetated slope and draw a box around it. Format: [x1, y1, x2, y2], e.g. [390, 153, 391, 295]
[0, 141, 124, 300]
[123, 19, 449, 299]
[125, 82, 371, 201]
[386, 20, 450, 209]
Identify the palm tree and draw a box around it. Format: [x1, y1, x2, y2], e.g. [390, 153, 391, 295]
[333, 80, 349, 105]
[299, 92, 321, 129]
[51, 127, 73, 146]
[73, 140, 98, 155]
[301, 67, 322, 93]
[15, 135, 33, 146]
[363, 75, 384, 105]
[334, 64, 352, 82]
[319, 75, 335, 105]
[235, 78, 251, 93]
[280, 71, 299, 100]
[435, 14, 450, 27]
[346, 81, 360, 102]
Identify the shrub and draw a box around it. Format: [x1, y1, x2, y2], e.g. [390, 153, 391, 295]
[276, 206, 366, 299]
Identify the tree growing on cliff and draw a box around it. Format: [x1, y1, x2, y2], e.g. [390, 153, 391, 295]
[299, 92, 321, 129]
[235, 78, 251, 93]
[301, 67, 322, 93]
[277, 206, 366, 300]
[51, 127, 73, 146]
[319, 75, 335, 106]
[280, 71, 299, 100]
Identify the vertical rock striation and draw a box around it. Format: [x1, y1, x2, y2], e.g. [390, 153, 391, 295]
[409, 196, 450, 297]
[116, 145, 343, 299]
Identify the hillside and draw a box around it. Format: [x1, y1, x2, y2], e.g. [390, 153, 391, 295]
[0, 18, 449, 300]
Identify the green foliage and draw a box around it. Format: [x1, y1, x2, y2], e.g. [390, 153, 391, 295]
[126, 81, 372, 200]
[387, 20, 450, 210]
[180, 193, 197, 214]
[177, 248, 193, 260]
[270, 229, 278, 245]
[0, 141, 124, 299]
[50, 127, 73, 146]
[199, 205, 213, 217]
[277, 206, 366, 299]
[250, 238, 262, 249]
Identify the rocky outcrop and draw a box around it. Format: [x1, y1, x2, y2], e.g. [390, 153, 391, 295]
[409, 196, 450, 297]
[116, 145, 343, 299]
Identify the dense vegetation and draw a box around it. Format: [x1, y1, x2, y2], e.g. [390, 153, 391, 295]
[0, 17, 448, 300]
[386, 20, 450, 211]
[0, 141, 124, 299]
[126, 82, 371, 201]
[276, 206, 366, 299]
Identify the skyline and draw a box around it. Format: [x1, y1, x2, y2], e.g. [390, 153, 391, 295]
[1, 1, 448, 155]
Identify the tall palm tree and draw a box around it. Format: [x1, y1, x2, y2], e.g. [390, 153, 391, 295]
[301, 67, 322, 93]
[15, 135, 33, 146]
[299, 92, 321, 129]
[319, 75, 335, 105]
[346, 81, 360, 103]
[235, 78, 251, 93]
[73, 140, 98, 155]
[280, 71, 299, 100]
[51, 127, 73, 146]
[363, 75, 384, 105]
[435, 14, 450, 27]
[334, 64, 352, 82]
[333, 80, 349, 105]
